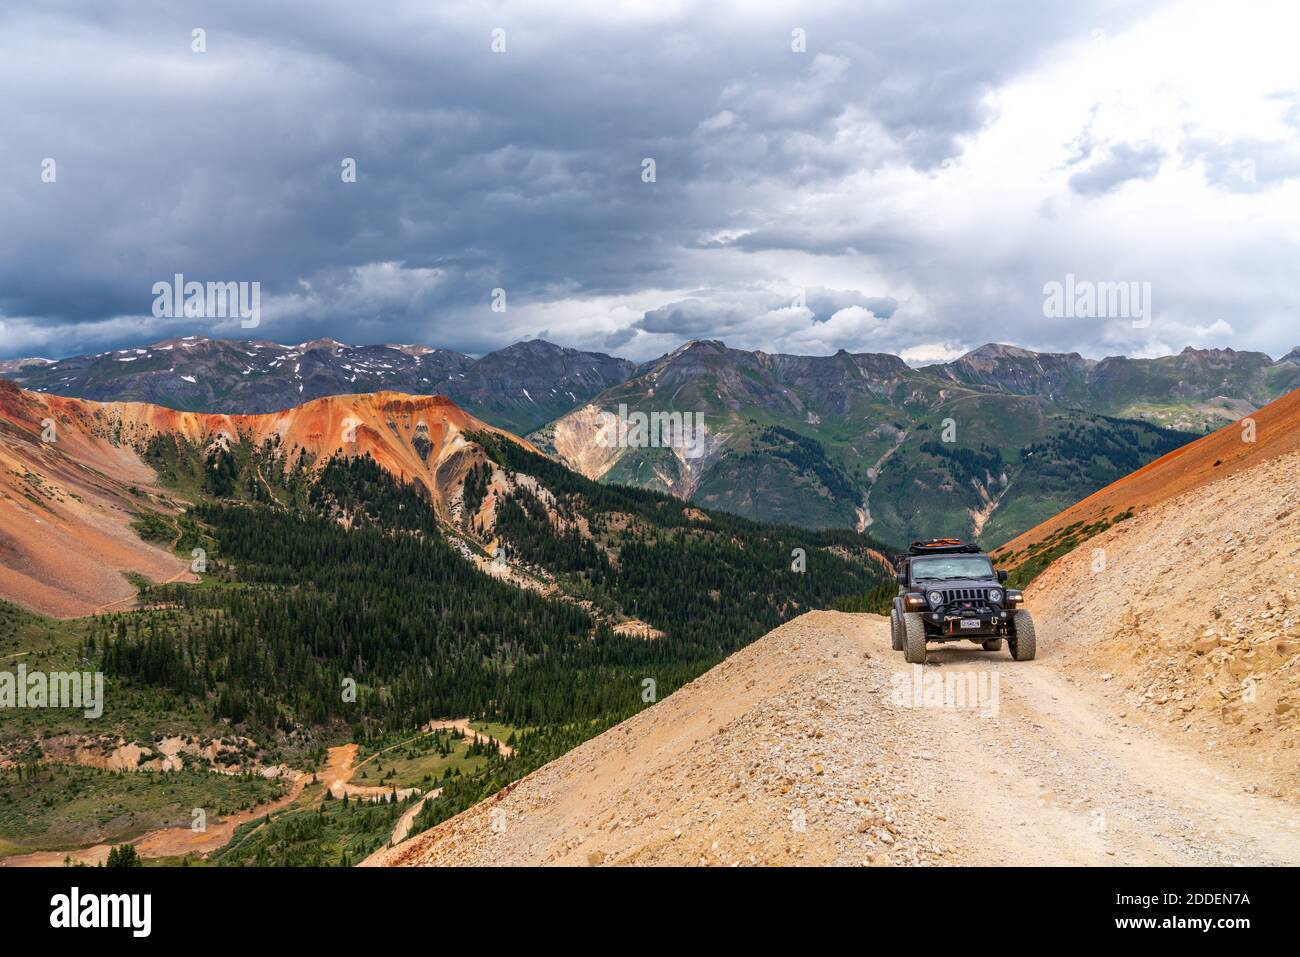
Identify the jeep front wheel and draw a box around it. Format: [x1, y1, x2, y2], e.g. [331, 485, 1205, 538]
[890, 609, 904, 650]
[1009, 610, 1037, 661]
[902, 612, 927, 664]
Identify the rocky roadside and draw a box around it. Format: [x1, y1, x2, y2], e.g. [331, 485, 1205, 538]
[368, 612, 954, 867]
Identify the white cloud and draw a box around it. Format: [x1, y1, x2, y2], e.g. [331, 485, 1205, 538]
[697, 110, 737, 133]
[899, 341, 968, 366]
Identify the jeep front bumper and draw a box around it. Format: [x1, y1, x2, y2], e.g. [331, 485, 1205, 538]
[923, 609, 1011, 639]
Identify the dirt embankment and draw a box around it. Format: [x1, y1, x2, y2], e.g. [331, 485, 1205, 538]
[2, 733, 277, 776]
[1027, 448, 1300, 797]
[0, 383, 195, 617]
[371, 612, 950, 867]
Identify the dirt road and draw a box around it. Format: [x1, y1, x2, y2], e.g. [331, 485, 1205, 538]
[375, 611, 1299, 867]
[318, 742, 420, 802]
[357, 787, 446, 866]
[912, 631, 1299, 866]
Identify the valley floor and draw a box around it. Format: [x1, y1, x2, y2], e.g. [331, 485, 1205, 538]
[0, 720, 515, 867]
[370, 611, 1299, 867]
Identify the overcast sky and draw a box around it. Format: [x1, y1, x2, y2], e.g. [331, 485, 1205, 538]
[2, 0, 1298, 363]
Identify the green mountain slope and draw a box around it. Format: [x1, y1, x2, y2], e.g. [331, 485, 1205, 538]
[927, 343, 1300, 433]
[537, 340, 1206, 548]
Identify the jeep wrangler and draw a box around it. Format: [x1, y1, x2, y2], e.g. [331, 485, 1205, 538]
[889, 539, 1036, 664]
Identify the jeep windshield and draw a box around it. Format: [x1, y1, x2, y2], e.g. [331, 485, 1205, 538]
[909, 555, 995, 581]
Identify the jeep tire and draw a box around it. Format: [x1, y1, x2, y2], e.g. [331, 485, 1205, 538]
[1009, 610, 1037, 661]
[902, 612, 928, 664]
[890, 608, 904, 650]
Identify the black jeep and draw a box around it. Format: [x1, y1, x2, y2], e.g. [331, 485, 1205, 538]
[889, 539, 1036, 664]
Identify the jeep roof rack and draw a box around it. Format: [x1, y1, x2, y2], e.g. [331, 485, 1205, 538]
[907, 538, 984, 556]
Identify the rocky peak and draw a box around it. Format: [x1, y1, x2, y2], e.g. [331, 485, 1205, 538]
[297, 338, 352, 352]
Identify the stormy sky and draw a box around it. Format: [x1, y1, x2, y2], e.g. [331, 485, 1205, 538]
[2, 0, 1298, 363]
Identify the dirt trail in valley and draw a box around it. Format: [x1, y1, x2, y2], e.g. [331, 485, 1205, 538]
[0, 772, 309, 867]
[357, 787, 446, 866]
[372, 610, 1299, 867]
[351, 722, 512, 862]
[422, 718, 515, 757]
[92, 567, 194, 615]
[3, 738, 401, 866]
[388, 789, 442, 844]
[1, 720, 515, 867]
[318, 742, 418, 801]
[326, 721, 511, 805]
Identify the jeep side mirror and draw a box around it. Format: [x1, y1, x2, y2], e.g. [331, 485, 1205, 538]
[997, 569, 1008, 582]
[896, 570, 907, 585]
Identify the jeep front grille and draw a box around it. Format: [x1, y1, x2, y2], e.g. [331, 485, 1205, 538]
[941, 587, 990, 603]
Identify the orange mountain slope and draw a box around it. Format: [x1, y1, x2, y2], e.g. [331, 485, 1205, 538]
[993, 385, 1300, 566]
[0, 380, 529, 617]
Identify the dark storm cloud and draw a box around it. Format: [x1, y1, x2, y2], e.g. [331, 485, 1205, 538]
[25, 0, 1263, 364]
[638, 300, 749, 337]
[0, 0, 1162, 360]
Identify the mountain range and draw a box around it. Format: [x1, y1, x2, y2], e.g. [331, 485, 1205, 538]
[535, 340, 1300, 546]
[929, 342, 1300, 427]
[1, 337, 636, 436]
[5, 336, 1299, 548]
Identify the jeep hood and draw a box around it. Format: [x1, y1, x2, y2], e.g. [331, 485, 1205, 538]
[912, 578, 996, 590]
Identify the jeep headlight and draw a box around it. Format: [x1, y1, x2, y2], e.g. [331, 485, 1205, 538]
[988, 589, 1002, 604]
[927, 591, 943, 606]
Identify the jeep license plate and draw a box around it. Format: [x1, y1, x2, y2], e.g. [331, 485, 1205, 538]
[959, 618, 981, 629]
